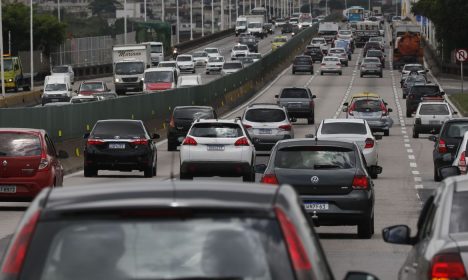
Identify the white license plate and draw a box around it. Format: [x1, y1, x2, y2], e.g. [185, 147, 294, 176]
[0, 185, 16, 193]
[288, 103, 301, 108]
[258, 129, 272, 134]
[429, 120, 440, 125]
[109, 143, 126, 149]
[304, 202, 329, 210]
[51, 99, 59, 102]
[207, 145, 225, 151]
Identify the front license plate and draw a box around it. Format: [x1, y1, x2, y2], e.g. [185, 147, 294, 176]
[207, 145, 225, 151]
[109, 143, 126, 149]
[0, 186, 16, 193]
[304, 202, 329, 210]
[258, 129, 272, 134]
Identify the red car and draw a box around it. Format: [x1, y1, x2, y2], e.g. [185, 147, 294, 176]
[77, 81, 110, 95]
[0, 129, 68, 201]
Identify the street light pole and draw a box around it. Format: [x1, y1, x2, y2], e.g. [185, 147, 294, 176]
[58, 0, 63, 65]
[177, 0, 180, 43]
[0, 2, 5, 98]
[144, 0, 147, 21]
[202, 0, 204, 36]
[30, 0, 34, 91]
[162, 0, 164, 21]
[124, 0, 127, 44]
[229, 0, 231, 28]
[190, 0, 193, 40]
[221, 0, 224, 30]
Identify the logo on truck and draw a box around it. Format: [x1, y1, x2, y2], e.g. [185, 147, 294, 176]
[117, 50, 143, 57]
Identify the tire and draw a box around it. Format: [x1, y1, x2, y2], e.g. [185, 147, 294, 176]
[206, 71, 209, 75]
[180, 171, 193, 180]
[23, 85, 30, 91]
[84, 166, 97, 177]
[152, 165, 157, 176]
[434, 165, 441, 182]
[384, 129, 390, 136]
[360, 74, 363, 77]
[320, 72, 323, 76]
[406, 110, 412, 118]
[307, 114, 315, 124]
[167, 141, 177, 151]
[413, 130, 419, 138]
[345, 62, 348, 67]
[311, 71, 314, 75]
[242, 169, 255, 182]
[339, 71, 342, 76]
[144, 164, 153, 178]
[358, 215, 374, 239]
[292, 70, 295, 75]
[379, 73, 383, 78]
[192, 69, 196, 74]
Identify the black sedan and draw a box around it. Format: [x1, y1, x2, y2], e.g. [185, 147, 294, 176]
[258, 139, 377, 239]
[84, 119, 159, 177]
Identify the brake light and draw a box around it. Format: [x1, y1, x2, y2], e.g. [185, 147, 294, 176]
[234, 137, 250, 146]
[430, 253, 467, 279]
[309, 100, 314, 108]
[87, 139, 105, 145]
[243, 124, 252, 129]
[261, 174, 278, 184]
[1, 210, 41, 275]
[364, 138, 374, 149]
[336, 63, 341, 66]
[348, 102, 356, 116]
[275, 207, 312, 274]
[380, 103, 388, 115]
[459, 151, 466, 174]
[38, 150, 49, 170]
[182, 136, 197, 146]
[131, 139, 148, 145]
[438, 139, 447, 153]
[169, 115, 175, 128]
[352, 175, 369, 190]
[279, 124, 292, 131]
[321, 63, 326, 66]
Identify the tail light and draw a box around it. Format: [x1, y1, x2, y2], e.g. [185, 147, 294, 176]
[243, 124, 252, 129]
[182, 136, 197, 146]
[234, 137, 250, 146]
[131, 139, 148, 145]
[309, 100, 314, 108]
[38, 151, 49, 170]
[380, 103, 388, 115]
[459, 151, 466, 174]
[336, 63, 341, 66]
[438, 139, 447, 153]
[430, 253, 467, 279]
[279, 124, 292, 131]
[169, 115, 175, 128]
[87, 139, 104, 145]
[364, 138, 374, 149]
[348, 103, 356, 116]
[352, 175, 369, 190]
[321, 63, 326, 66]
[1, 210, 41, 275]
[261, 174, 278, 184]
[275, 207, 313, 277]
[415, 118, 421, 125]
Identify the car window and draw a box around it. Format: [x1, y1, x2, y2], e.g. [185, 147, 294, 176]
[0, 132, 42, 157]
[294, 57, 312, 65]
[190, 123, 243, 138]
[275, 146, 356, 169]
[352, 99, 383, 112]
[81, 83, 104, 91]
[91, 122, 147, 139]
[410, 86, 441, 96]
[450, 191, 468, 233]
[419, 104, 449, 115]
[177, 56, 192, 62]
[404, 65, 424, 72]
[52, 66, 68, 73]
[174, 108, 214, 120]
[223, 63, 242, 69]
[323, 57, 339, 62]
[443, 122, 468, 138]
[45, 134, 57, 157]
[145, 71, 174, 83]
[363, 58, 380, 64]
[245, 109, 286, 122]
[280, 88, 309, 98]
[320, 122, 367, 134]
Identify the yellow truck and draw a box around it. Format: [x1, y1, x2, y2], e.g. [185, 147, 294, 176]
[1, 54, 31, 92]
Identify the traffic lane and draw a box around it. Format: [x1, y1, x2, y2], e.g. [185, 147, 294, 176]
[0, 204, 27, 242]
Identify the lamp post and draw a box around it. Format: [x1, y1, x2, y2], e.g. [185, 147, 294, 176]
[124, 0, 127, 44]
[177, 0, 180, 43]
[202, 0, 204, 36]
[144, 0, 147, 21]
[221, 0, 224, 30]
[162, 0, 164, 21]
[211, 0, 214, 33]
[0, 2, 5, 97]
[30, 0, 34, 91]
[190, 0, 193, 40]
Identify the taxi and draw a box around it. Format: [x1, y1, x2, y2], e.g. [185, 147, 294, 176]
[271, 35, 288, 51]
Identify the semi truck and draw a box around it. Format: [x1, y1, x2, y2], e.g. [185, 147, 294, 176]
[1, 54, 30, 92]
[112, 44, 151, 95]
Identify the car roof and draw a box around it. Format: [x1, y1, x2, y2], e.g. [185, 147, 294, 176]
[418, 101, 448, 105]
[195, 118, 240, 124]
[96, 119, 142, 123]
[276, 138, 357, 149]
[175, 106, 213, 110]
[323, 118, 365, 124]
[247, 103, 284, 109]
[323, 56, 339, 59]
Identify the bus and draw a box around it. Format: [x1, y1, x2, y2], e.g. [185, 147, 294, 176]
[344, 6, 365, 22]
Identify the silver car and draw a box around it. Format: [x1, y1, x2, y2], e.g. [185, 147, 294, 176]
[343, 97, 393, 136]
[328, 48, 349, 66]
[242, 104, 294, 151]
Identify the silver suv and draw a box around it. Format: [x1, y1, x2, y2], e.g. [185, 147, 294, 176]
[275, 87, 316, 124]
[241, 103, 294, 151]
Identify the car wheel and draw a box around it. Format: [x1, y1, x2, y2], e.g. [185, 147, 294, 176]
[320, 71, 323, 76]
[307, 115, 314, 124]
[406, 110, 412, 118]
[180, 171, 193, 180]
[358, 215, 374, 239]
[167, 141, 177, 151]
[144, 164, 153, 178]
[192, 69, 196, 74]
[384, 129, 390, 136]
[413, 130, 419, 138]
[339, 71, 342, 76]
[402, 94, 406, 99]
[434, 165, 442, 182]
[292, 70, 295, 74]
[84, 166, 97, 177]
[310, 71, 314, 75]
[242, 169, 255, 182]
[379, 73, 383, 78]
[360, 74, 363, 77]
[206, 71, 209, 75]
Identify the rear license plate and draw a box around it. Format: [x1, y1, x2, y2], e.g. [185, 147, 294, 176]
[51, 99, 59, 102]
[288, 103, 301, 108]
[0, 186, 16, 193]
[429, 120, 440, 125]
[109, 143, 126, 149]
[258, 129, 272, 134]
[207, 145, 225, 151]
[304, 202, 329, 210]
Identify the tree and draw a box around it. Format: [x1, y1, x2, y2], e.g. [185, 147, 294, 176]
[89, 0, 122, 17]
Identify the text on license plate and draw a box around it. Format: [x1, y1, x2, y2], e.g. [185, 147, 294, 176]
[429, 120, 440, 124]
[288, 103, 301, 108]
[0, 185, 16, 193]
[109, 143, 126, 149]
[207, 145, 225, 151]
[258, 129, 272, 134]
[304, 202, 329, 210]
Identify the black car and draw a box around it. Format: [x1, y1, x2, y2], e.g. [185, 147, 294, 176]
[304, 45, 324, 62]
[282, 23, 293, 34]
[0, 180, 379, 280]
[258, 139, 376, 239]
[430, 118, 468, 181]
[263, 22, 274, 34]
[239, 36, 259, 53]
[83, 119, 160, 177]
[406, 84, 445, 117]
[401, 74, 428, 98]
[292, 55, 314, 74]
[167, 106, 217, 151]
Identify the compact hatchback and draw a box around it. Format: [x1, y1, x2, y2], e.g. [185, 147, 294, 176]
[176, 54, 195, 73]
[292, 55, 314, 74]
[275, 87, 316, 124]
[344, 96, 393, 136]
[77, 81, 110, 95]
[320, 56, 342, 75]
[401, 74, 428, 98]
[221, 61, 243, 75]
[328, 48, 349, 66]
[304, 45, 324, 62]
[360, 57, 383, 78]
[413, 102, 456, 138]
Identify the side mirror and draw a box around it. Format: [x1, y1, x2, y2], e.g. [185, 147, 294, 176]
[305, 134, 315, 138]
[439, 166, 461, 180]
[254, 164, 267, 173]
[428, 135, 437, 142]
[152, 133, 160, 139]
[274, 94, 279, 98]
[382, 225, 413, 245]
[374, 134, 383, 140]
[343, 271, 380, 280]
[388, 108, 393, 112]
[83, 133, 90, 139]
[343, 102, 349, 106]
[290, 117, 297, 123]
[57, 150, 69, 159]
[441, 91, 446, 95]
[370, 165, 383, 174]
[74, 90, 78, 93]
[426, 69, 429, 73]
[453, 111, 458, 115]
[311, 95, 316, 99]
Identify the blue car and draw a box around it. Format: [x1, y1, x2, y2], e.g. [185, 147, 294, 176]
[334, 39, 353, 60]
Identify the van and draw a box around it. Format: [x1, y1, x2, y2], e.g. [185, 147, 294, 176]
[143, 68, 178, 93]
[42, 75, 73, 105]
[143, 42, 164, 66]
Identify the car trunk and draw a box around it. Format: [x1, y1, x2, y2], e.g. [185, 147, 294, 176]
[318, 135, 367, 150]
[0, 156, 41, 178]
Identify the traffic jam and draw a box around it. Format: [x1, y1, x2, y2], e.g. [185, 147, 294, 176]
[1, 8, 468, 280]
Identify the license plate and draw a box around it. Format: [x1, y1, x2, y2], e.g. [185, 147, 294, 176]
[288, 103, 301, 108]
[207, 145, 225, 151]
[258, 129, 272, 134]
[429, 120, 440, 124]
[0, 185, 16, 193]
[51, 99, 59, 102]
[304, 202, 329, 210]
[109, 143, 126, 149]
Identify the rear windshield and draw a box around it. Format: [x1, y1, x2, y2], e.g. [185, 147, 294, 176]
[80, 83, 104, 91]
[365, 42, 381, 48]
[442, 122, 468, 138]
[450, 191, 468, 233]
[294, 57, 312, 65]
[275, 146, 355, 169]
[329, 49, 345, 54]
[367, 50, 382, 57]
[419, 104, 449, 115]
[190, 123, 243, 138]
[208, 56, 224, 62]
[353, 99, 383, 112]
[91, 121, 146, 139]
[321, 122, 367, 134]
[280, 88, 309, 99]
[45, 83, 67, 91]
[410, 86, 441, 96]
[311, 39, 325, 44]
[30, 217, 293, 280]
[306, 46, 321, 51]
[405, 75, 426, 84]
[174, 108, 214, 120]
[245, 109, 286, 122]
[0, 133, 41, 157]
[52, 66, 68, 73]
[363, 58, 380, 64]
[404, 65, 424, 72]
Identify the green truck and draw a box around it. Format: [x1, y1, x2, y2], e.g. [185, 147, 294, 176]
[2, 55, 31, 92]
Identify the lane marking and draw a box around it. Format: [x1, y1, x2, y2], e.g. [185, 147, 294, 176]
[410, 162, 418, 168]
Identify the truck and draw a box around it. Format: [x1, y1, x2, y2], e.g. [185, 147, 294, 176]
[354, 21, 380, 47]
[391, 23, 420, 45]
[142, 42, 164, 66]
[1, 54, 30, 92]
[318, 22, 339, 43]
[246, 15, 265, 38]
[235, 16, 248, 36]
[112, 44, 151, 95]
[393, 32, 424, 70]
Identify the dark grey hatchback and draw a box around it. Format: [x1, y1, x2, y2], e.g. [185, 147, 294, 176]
[292, 55, 314, 75]
[259, 139, 375, 239]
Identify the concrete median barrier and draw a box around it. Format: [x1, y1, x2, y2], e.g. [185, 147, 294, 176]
[0, 90, 42, 108]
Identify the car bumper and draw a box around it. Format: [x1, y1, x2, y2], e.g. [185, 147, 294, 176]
[361, 69, 382, 75]
[366, 118, 393, 131]
[180, 161, 252, 176]
[293, 66, 314, 72]
[115, 82, 142, 92]
[42, 96, 70, 104]
[251, 134, 292, 151]
[321, 67, 342, 73]
[85, 151, 153, 171]
[285, 108, 313, 118]
[414, 124, 443, 134]
[0, 171, 54, 201]
[206, 67, 222, 72]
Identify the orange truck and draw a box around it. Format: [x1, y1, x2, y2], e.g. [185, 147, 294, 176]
[393, 32, 424, 70]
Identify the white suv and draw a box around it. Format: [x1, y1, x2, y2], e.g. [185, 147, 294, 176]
[231, 44, 250, 60]
[179, 119, 256, 181]
[176, 54, 195, 73]
[413, 101, 457, 138]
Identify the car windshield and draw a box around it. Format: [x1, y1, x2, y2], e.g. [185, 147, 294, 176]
[323, 57, 339, 62]
[0, 133, 41, 157]
[443, 122, 468, 138]
[45, 83, 67, 91]
[205, 48, 218, 54]
[245, 109, 286, 122]
[294, 57, 311, 65]
[307, 46, 321, 51]
[144, 71, 173, 83]
[91, 121, 146, 139]
[248, 23, 263, 28]
[208, 56, 224, 62]
[419, 104, 449, 115]
[450, 191, 468, 233]
[404, 65, 424, 72]
[339, 30, 352, 35]
[80, 83, 104, 91]
[275, 146, 355, 169]
[280, 89, 309, 99]
[52, 66, 68, 73]
[321, 122, 367, 134]
[158, 62, 176, 68]
[71, 97, 98, 103]
[2, 60, 13, 71]
[240, 38, 256, 43]
[352, 99, 383, 112]
[177, 56, 192, 62]
[115, 62, 144, 75]
[35, 217, 293, 280]
[150, 45, 162, 53]
[410, 86, 441, 96]
[367, 51, 382, 57]
[190, 123, 243, 138]
[274, 38, 287, 43]
[223, 62, 242, 69]
[174, 108, 214, 120]
[233, 46, 248, 51]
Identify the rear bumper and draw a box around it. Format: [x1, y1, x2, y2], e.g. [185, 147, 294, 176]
[180, 161, 252, 176]
[414, 124, 442, 134]
[42, 96, 70, 104]
[293, 66, 314, 72]
[251, 135, 292, 151]
[366, 118, 393, 131]
[361, 69, 382, 75]
[285, 108, 313, 118]
[115, 82, 142, 92]
[84, 151, 153, 171]
[0, 171, 53, 201]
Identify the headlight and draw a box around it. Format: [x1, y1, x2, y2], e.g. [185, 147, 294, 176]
[115, 78, 120, 82]
[7, 78, 13, 82]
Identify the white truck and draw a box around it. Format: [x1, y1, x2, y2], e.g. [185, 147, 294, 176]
[246, 15, 265, 38]
[112, 44, 151, 95]
[318, 22, 340, 44]
[42, 75, 73, 105]
[235, 16, 248, 36]
[142, 42, 164, 66]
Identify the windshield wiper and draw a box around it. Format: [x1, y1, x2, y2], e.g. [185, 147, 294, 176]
[314, 164, 341, 169]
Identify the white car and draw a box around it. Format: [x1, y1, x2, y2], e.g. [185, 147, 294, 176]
[248, 53, 262, 62]
[221, 61, 243, 75]
[316, 118, 381, 178]
[231, 44, 250, 60]
[400, 63, 427, 85]
[179, 118, 256, 181]
[51, 65, 74, 84]
[177, 75, 202, 88]
[328, 48, 349, 66]
[320, 56, 342, 75]
[192, 51, 209, 67]
[176, 54, 196, 73]
[157, 61, 180, 76]
[413, 102, 457, 138]
[310, 37, 328, 53]
[204, 47, 221, 57]
[337, 30, 353, 41]
[205, 56, 225, 74]
[452, 131, 468, 175]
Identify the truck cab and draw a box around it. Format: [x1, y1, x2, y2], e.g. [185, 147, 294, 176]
[112, 44, 151, 95]
[143, 67, 178, 93]
[235, 16, 248, 36]
[143, 42, 164, 66]
[1, 54, 30, 92]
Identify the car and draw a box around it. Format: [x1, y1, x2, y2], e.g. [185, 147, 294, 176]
[83, 119, 160, 178]
[363, 41, 384, 54]
[237, 56, 255, 67]
[94, 91, 118, 100]
[274, 17, 286, 27]
[320, 56, 342, 75]
[239, 35, 259, 52]
[203, 47, 221, 57]
[360, 57, 383, 78]
[77, 81, 110, 95]
[316, 118, 382, 178]
[263, 22, 275, 34]
[400, 63, 428, 85]
[167, 106, 217, 151]
[304, 45, 324, 63]
[205, 55, 225, 74]
[143, 67, 178, 92]
[258, 138, 377, 239]
[328, 47, 349, 66]
[51, 64, 74, 84]
[70, 95, 100, 103]
[429, 118, 468, 181]
[334, 39, 353, 60]
[247, 52, 262, 62]
[0, 128, 67, 201]
[0, 180, 379, 280]
[221, 61, 243, 75]
[271, 35, 288, 50]
[401, 74, 428, 98]
[365, 49, 385, 67]
[406, 84, 445, 117]
[337, 29, 353, 41]
[281, 23, 294, 33]
[413, 101, 456, 138]
[383, 175, 468, 280]
[179, 118, 256, 181]
[275, 87, 316, 124]
[241, 103, 294, 151]
[192, 51, 209, 67]
[368, 36, 385, 48]
[176, 54, 196, 73]
[311, 37, 328, 54]
[157, 60, 180, 76]
[343, 94, 393, 136]
[451, 131, 468, 175]
[292, 55, 314, 74]
[177, 74, 202, 88]
[230, 43, 250, 60]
